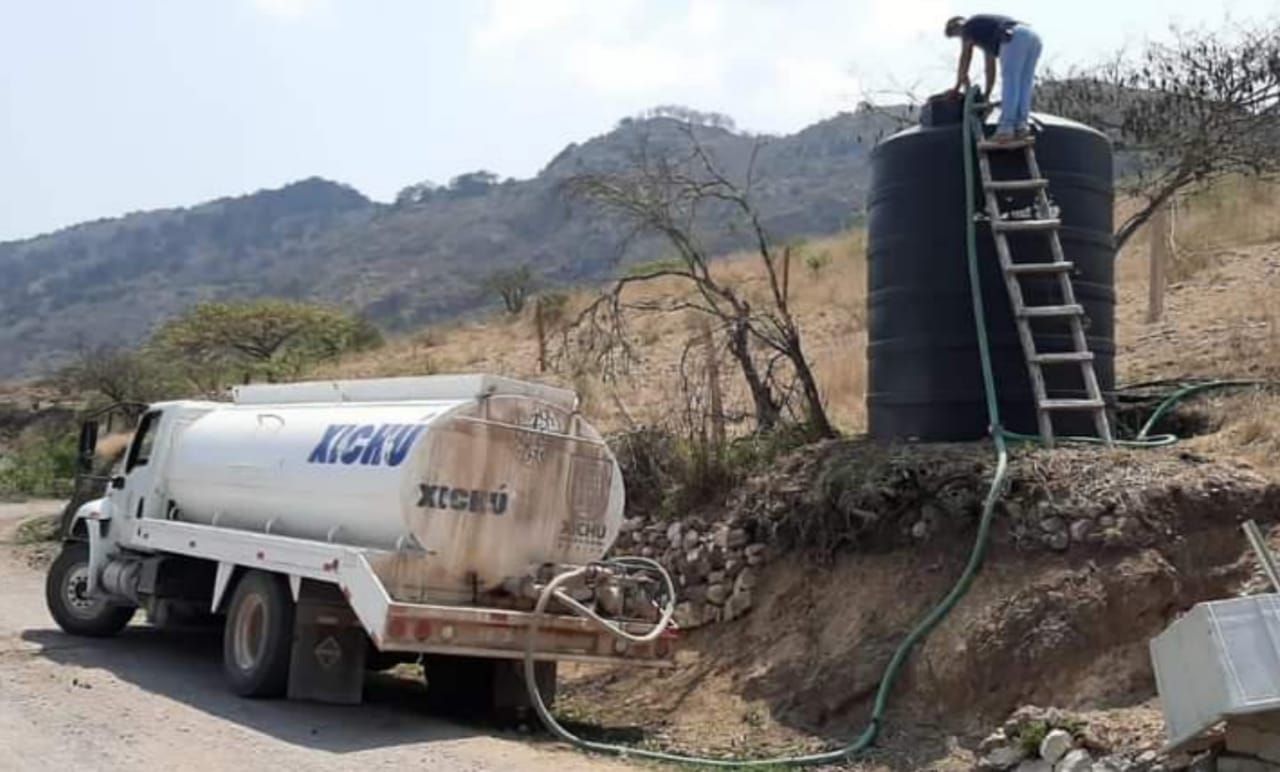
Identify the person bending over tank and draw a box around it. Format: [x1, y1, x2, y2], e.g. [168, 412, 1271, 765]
[946, 14, 1043, 144]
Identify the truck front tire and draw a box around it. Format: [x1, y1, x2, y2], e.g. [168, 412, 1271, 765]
[223, 570, 295, 698]
[45, 543, 135, 637]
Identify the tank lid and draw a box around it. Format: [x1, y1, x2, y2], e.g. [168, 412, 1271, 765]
[233, 374, 579, 409]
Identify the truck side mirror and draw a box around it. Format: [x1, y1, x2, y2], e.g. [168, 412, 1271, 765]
[110, 476, 126, 491]
[77, 421, 100, 474]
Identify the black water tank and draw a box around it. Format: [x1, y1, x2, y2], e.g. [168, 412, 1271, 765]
[866, 114, 1115, 441]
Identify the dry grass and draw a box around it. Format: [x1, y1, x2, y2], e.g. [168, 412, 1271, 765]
[319, 179, 1280, 455]
[321, 230, 870, 433]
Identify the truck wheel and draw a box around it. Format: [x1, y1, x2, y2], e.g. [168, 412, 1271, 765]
[45, 543, 135, 637]
[223, 570, 294, 698]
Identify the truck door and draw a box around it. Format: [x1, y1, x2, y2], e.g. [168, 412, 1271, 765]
[112, 410, 166, 526]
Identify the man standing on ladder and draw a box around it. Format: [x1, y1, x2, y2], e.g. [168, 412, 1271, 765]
[946, 14, 1043, 144]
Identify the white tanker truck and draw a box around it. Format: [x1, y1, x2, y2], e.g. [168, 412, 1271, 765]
[46, 374, 675, 712]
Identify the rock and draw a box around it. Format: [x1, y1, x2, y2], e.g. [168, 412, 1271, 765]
[682, 531, 701, 551]
[1041, 729, 1075, 764]
[747, 551, 767, 566]
[725, 558, 744, 577]
[1098, 515, 1117, 529]
[713, 525, 730, 549]
[686, 547, 711, 576]
[1135, 751, 1159, 770]
[707, 571, 727, 585]
[667, 522, 683, 544]
[620, 518, 643, 533]
[707, 583, 730, 605]
[673, 601, 703, 628]
[981, 745, 1029, 770]
[911, 519, 931, 539]
[1044, 531, 1071, 551]
[1089, 759, 1124, 772]
[1041, 516, 1067, 534]
[1070, 519, 1094, 544]
[641, 546, 656, 558]
[734, 568, 758, 593]
[980, 730, 1011, 754]
[724, 589, 752, 621]
[727, 528, 750, 549]
[745, 543, 767, 558]
[1056, 749, 1092, 772]
[684, 584, 708, 604]
[708, 546, 727, 570]
[1015, 762, 1053, 772]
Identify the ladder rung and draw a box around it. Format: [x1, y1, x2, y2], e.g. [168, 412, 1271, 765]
[985, 179, 1050, 191]
[1019, 304, 1084, 318]
[992, 218, 1061, 233]
[977, 137, 1035, 151]
[1031, 352, 1094, 365]
[1008, 261, 1074, 274]
[1040, 399, 1106, 411]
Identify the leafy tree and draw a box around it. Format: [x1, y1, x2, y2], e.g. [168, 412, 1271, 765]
[480, 266, 535, 314]
[1039, 20, 1280, 250]
[395, 180, 439, 206]
[152, 300, 383, 389]
[448, 171, 500, 198]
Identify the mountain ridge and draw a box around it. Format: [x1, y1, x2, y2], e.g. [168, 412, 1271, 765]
[0, 108, 908, 378]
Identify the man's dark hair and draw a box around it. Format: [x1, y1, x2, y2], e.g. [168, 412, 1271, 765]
[945, 16, 966, 37]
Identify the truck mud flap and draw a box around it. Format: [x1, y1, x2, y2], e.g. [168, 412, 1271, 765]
[287, 580, 367, 705]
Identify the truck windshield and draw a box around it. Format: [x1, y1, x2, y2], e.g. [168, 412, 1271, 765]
[125, 411, 162, 473]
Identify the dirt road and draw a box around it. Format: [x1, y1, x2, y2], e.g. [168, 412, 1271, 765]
[0, 500, 626, 772]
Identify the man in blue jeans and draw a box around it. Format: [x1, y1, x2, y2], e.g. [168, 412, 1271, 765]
[946, 14, 1043, 143]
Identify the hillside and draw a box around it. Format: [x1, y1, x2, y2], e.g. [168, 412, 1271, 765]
[0, 108, 905, 378]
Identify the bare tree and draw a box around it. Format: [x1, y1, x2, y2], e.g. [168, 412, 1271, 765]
[54, 344, 178, 405]
[1039, 21, 1280, 251]
[558, 124, 835, 439]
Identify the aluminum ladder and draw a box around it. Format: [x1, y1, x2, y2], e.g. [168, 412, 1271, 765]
[975, 135, 1113, 447]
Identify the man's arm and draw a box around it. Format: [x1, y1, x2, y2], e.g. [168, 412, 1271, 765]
[953, 39, 974, 92]
[983, 51, 997, 101]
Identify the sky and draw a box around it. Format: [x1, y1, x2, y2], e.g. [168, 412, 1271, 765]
[1, 0, 1276, 242]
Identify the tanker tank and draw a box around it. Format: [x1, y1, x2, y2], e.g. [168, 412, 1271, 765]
[161, 375, 624, 598]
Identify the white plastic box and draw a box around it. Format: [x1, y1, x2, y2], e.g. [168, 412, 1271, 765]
[1151, 594, 1280, 751]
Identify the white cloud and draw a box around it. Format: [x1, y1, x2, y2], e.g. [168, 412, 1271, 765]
[248, 0, 327, 22]
[568, 42, 724, 95]
[466, 0, 970, 132]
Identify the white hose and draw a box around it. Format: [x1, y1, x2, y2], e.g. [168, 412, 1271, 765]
[522, 558, 678, 748]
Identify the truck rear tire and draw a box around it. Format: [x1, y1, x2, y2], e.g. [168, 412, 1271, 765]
[223, 570, 294, 698]
[46, 543, 135, 637]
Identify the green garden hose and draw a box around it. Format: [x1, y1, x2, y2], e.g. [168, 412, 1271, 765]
[521, 86, 1274, 768]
